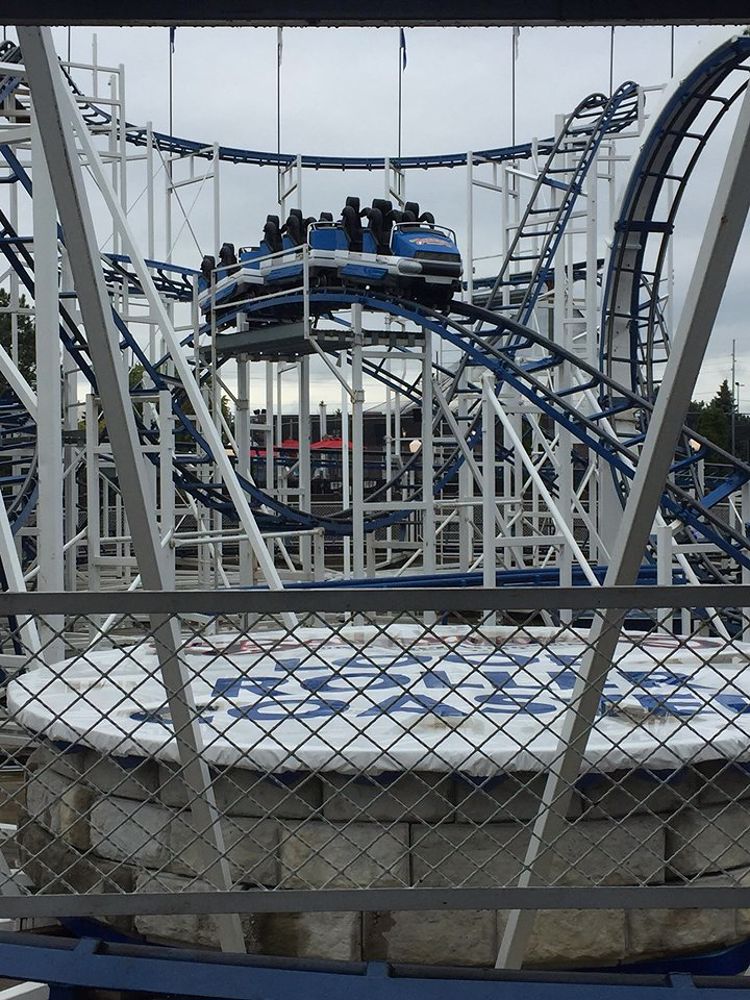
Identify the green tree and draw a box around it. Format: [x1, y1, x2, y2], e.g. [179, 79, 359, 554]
[696, 404, 729, 455]
[688, 379, 736, 462]
[0, 288, 35, 394]
[713, 379, 735, 418]
[693, 379, 736, 456]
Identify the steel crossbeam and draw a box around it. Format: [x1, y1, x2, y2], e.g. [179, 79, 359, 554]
[17, 25, 246, 954]
[496, 68, 750, 971]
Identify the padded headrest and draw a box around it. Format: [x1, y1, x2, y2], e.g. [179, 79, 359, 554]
[319, 212, 334, 222]
[200, 255, 216, 279]
[345, 196, 360, 213]
[262, 215, 283, 253]
[372, 198, 393, 217]
[284, 212, 304, 244]
[219, 242, 237, 265]
[404, 201, 420, 219]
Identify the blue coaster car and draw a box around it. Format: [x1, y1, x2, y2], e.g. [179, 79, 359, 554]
[197, 198, 463, 323]
[197, 242, 263, 320]
[307, 197, 462, 307]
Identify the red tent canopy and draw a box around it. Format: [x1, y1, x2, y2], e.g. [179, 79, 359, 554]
[311, 437, 353, 451]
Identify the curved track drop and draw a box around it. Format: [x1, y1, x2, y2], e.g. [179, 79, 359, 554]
[0, 36, 748, 590]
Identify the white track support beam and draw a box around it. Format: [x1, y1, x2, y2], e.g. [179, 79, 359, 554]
[351, 305, 365, 581]
[465, 152, 474, 303]
[481, 375, 496, 621]
[421, 326, 435, 618]
[0, 487, 41, 658]
[457, 379, 473, 572]
[485, 388, 598, 588]
[48, 51, 288, 607]
[31, 112, 64, 663]
[496, 72, 750, 972]
[19, 26, 246, 954]
[0, 343, 36, 419]
[0, 983, 48, 1000]
[236, 357, 253, 586]
[298, 357, 312, 578]
[158, 389, 176, 589]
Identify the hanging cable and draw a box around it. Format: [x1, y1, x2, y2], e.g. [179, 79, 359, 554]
[670, 25, 675, 78]
[276, 27, 282, 206]
[168, 27, 175, 252]
[398, 28, 407, 160]
[511, 27, 519, 146]
[168, 28, 175, 140]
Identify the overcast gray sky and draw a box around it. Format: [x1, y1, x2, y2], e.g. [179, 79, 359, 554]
[6, 24, 749, 410]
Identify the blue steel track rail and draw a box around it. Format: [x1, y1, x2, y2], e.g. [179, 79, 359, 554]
[4, 178, 749, 577]
[0, 930, 749, 1000]
[601, 33, 750, 398]
[595, 32, 750, 572]
[185, 287, 750, 573]
[1, 39, 749, 581]
[1, 158, 749, 579]
[346, 80, 640, 514]
[0, 149, 749, 570]
[0, 41, 639, 174]
[483, 82, 639, 326]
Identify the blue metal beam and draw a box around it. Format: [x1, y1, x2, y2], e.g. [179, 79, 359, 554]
[0, 932, 747, 1000]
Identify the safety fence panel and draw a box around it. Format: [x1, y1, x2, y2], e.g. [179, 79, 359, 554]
[1, 587, 750, 926]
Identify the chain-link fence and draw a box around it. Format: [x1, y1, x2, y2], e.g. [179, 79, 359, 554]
[2, 586, 750, 961]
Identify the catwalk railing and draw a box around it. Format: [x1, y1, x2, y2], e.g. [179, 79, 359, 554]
[1, 586, 750, 927]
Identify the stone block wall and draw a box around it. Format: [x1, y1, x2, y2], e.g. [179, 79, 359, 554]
[15, 744, 750, 968]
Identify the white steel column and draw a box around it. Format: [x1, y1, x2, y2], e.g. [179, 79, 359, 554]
[158, 389, 176, 589]
[421, 327, 435, 617]
[341, 374, 351, 579]
[482, 375, 496, 622]
[236, 357, 253, 586]
[497, 72, 750, 972]
[61, 251, 79, 593]
[0, 491, 40, 657]
[31, 111, 64, 663]
[466, 152, 474, 303]
[457, 371, 473, 572]
[20, 27, 246, 954]
[743, 481, 750, 641]
[55, 64, 287, 604]
[298, 357, 312, 578]
[351, 305, 365, 580]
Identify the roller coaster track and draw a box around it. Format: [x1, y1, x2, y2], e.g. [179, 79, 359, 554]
[601, 32, 750, 398]
[355, 80, 640, 515]
[482, 82, 639, 327]
[2, 169, 748, 580]
[0, 34, 748, 585]
[0, 40, 638, 175]
[0, 214, 746, 586]
[0, 42, 640, 171]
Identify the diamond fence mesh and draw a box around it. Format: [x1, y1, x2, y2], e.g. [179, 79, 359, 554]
[1, 586, 750, 930]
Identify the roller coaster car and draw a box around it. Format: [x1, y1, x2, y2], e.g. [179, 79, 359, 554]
[198, 198, 462, 318]
[197, 238, 264, 316]
[307, 197, 462, 308]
